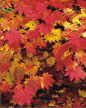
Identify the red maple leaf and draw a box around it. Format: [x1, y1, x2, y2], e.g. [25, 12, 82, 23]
[13, 84, 25, 105]
[15, 1, 32, 16]
[54, 42, 76, 71]
[42, 73, 55, 89]
[0, 62, 10, 73]
[0, 83, 11, 93]
[13, 77, 41, 105]
[39, 23, 52, 35]
[24, 77, 41, 105]
[65, 62, 86, 81]
[5, 28, 21, 51]
[77, 0, 86, 8]
[27, 28, 39, 41]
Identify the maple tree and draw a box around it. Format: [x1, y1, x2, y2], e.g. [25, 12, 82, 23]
[1, 0, 86, 107]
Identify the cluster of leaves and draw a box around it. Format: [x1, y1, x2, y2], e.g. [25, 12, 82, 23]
[1, 0, 86, 107]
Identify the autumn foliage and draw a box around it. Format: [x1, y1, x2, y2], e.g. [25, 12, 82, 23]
[1, 0, 86, 107]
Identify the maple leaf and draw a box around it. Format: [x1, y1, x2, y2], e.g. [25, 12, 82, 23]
[49, 0, 63, 9]
[25, 42, 36, 55]
[43, 51, 49, 58]
[45, 29, 61, 43]
[41, 73, 55, 89]
[34, 37, 46, 48]
[26, 77, 41, 92]
[14, 68, 25, 82]
[54, 42, 76, 59]
[43, 12, 59, 25]
[47, 57, 56, 66]
[69, 32, 86, 50]
[77, 0, 86, 9]
[75, 51, 86, 66]
[0, 18, 10, 31]
[13, 84, 32, 106]
[39, 24, 52, 35]
[53, 42, 76, 71]
[72, 99, 83, 108]
[82, 31, 86, 37]
[25, 21, 37, 30]
[0, 83, 11, 93]
[65, 62, 86, 81]
[24, 77, 41, 105]
[15, 1, 32, 16]
[13, 84, 25, 105]
[0, 53, 11, 73]
[0, 62, 11, 73]
[24, 86, 33, 105]
[5, 28, 21, 51]
[35, 2, 47, 15]
[0, 40, 5, 47]
[27, 28, 39, 41]
[78, 89, 86, 98]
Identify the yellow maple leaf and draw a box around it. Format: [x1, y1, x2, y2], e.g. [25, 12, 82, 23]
[49, 100, 56, 107]
[72, 8, 86, 26]
[47, 57, 56, 66]
[75, 51, 84, 57]
[80, 8, 86, 18]
[72, 15, 81, 25]
[41, 77, 44, 89]
[63, 21, 78, 30]
[0, 18, 10, 31]
[61, 50, 72, 59]
[24, 21, 36, 30]
[63, 21, 71, 29]
[78, 89, 86, 98]
[43, 51, 49, 58]
[5, 72, 14, 85]
[64, 8, 74, 14]
[58, 89, 65, 94]
[82, 32, 86, 37]
[45, 29, 61, 43]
